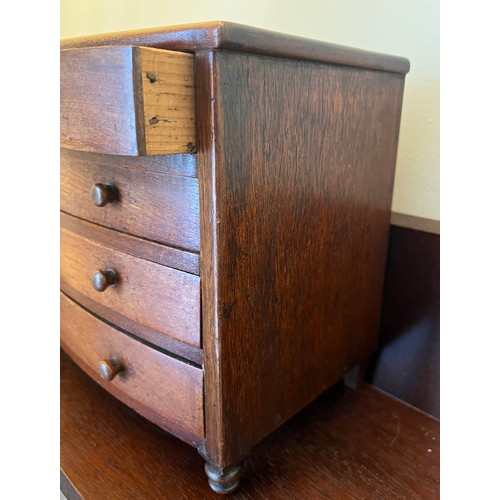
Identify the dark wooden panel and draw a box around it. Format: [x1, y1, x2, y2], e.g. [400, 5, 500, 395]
[368, 226, 440, 418]
[61, 149, 200, 252]
[198, 51, 406, 467]
[61, 350, 439, 499]
[61, 212, 199, 276]
[61, 227, 201, 348]
[61, 21, 410, 75]
[60, 45, 196, 155]
[60, 294, 205, 443]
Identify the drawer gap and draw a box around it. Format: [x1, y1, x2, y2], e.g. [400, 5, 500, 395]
[61, 291, 203, 369]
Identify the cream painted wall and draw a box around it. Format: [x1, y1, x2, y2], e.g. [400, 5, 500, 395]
[61, 0, 439, 220]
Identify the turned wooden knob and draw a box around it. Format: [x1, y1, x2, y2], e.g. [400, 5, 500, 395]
[90, 183, 117, 207]
[92, 268, 119, 292]
[98, 357, 123, 381]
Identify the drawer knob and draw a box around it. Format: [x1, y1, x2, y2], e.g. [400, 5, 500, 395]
[98, 357, 124, 381]
[92, 268, 119, 292]
[90, 183, 117, 207]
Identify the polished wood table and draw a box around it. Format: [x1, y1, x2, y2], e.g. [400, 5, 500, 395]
[61, 351, 439, 499]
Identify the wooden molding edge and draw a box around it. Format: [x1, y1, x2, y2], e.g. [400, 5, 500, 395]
[60, 21, 410, 75]
[390, 212, 440, 235]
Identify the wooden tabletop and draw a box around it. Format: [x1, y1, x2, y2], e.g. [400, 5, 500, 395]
[61, 351, 439, 499]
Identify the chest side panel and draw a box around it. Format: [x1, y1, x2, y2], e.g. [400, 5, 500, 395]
[200, 50, 405, 466]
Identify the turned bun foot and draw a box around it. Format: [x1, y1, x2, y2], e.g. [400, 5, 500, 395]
[204, 462, 242, 495]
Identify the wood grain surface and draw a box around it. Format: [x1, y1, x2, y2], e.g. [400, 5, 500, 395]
[64, 148, 198, 177]
[368, 226, 440, 418]
[61, 149, 200, 252]
[60, 227, 201, 348]
[197, 50, 406, 467]
[136, 46, 197, 155]
[61, 45, 196, 155]
[60, 212, 199, 276]
[60, 294, 205, 443]
[61, 350, 439, 499]
[60, 21, 410, 75]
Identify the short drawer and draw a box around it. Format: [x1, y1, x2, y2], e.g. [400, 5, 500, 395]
[60, 149, 200, 252]
[60, 293, 204, 442]
[60, 45, 196, 156]
[60, 226, 200, 348]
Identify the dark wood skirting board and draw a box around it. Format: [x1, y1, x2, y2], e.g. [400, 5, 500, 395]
[368, 224, 440, 418]
[61, 350, 439, 499]
[391, 212, 440, 235]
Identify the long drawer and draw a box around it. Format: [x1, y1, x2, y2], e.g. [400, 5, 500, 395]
[60, 149, 200, 252]
[60, 293, 204, 442]
[60, 226, 200, 348]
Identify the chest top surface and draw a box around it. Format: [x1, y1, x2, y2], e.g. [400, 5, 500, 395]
[61, 20, 410, 74]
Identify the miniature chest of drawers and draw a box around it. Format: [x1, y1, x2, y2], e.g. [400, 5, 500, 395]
[60, 21, 409, 495]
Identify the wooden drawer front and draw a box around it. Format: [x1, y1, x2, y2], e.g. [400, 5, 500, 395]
[60, 293, 204, 441]
[60, 227, 200, 348]
[61, 149, 200, 252]
[61, 45, 196, 156]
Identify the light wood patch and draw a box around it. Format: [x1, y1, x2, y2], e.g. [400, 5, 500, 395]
[136, 47, 196, 155]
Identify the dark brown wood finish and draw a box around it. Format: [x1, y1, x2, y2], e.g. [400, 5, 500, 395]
[197, 50, 406, 468]
[61, 21, 410, 75]
[60, 212, 200, 275]
[368, 226, 440, 418]
[61, 149, 200, 252]
[90, 183, 117, 207]
[98, 356, 124, 381]
[61, 294, 205, 444]
[61, 227, 201, 348]
[204, 462, 243, 495]
[61, 351, 439, 499]
[91, 268, 119, 292]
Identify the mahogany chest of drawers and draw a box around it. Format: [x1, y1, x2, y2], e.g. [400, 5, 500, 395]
[60, 21, 409, 494]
